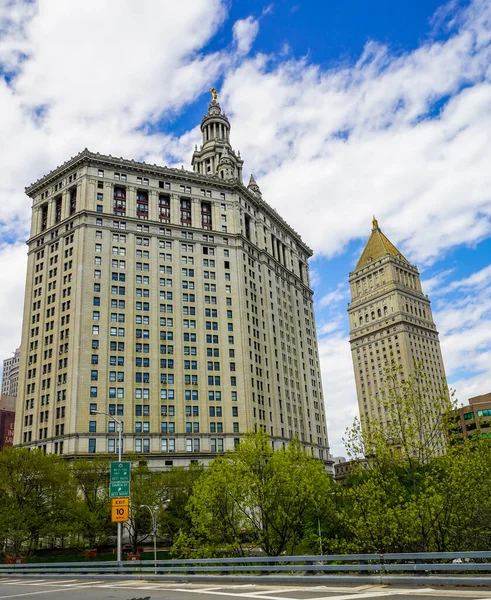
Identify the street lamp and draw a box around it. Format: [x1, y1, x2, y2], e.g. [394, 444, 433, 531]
[139, 504, 157, 573]
[90, 409, 123, 562]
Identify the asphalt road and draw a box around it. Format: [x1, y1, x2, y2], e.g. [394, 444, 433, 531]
[0, 579, 490, 600]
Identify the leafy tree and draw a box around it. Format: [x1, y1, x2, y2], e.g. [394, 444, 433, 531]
[158, 463, 204, 544]
[0, 448, 75, 555]
[173, 430, 332, 557]
[125, 462, 166, 553]
[347, 361, 454, 467]
[70, 458, 112, 548]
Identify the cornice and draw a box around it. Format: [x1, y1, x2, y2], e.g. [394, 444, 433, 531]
[25, 149, 313, 256]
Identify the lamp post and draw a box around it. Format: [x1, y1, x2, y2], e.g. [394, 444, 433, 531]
[90, 409, 123, 562]
[140, 504, 157, 573]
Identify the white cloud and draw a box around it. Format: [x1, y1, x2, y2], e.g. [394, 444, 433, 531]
[232, 16, 259, 56]
[421, 268, 455, 296]
[318, 332, 358, 456]
[445, 263, 491, 292]
[219, 0, 491, 265]
[0, 243, 28, 362]
[319, 283, 349, 308]
[434, 265, 491, 406]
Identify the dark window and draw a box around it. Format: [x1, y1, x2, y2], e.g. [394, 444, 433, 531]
[159, 194, 170, 223]
[136, 190, 149, 220]
[180, 198, 192, 226]
[201, 201, 212, 230]
[113, 186, 126, 216]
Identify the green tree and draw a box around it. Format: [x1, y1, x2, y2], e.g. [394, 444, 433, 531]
[0, 448, 75, 555]
[338, 362, 491, 554]
[347, 361, 454, 466]
[159, 463, 204, 544]
[125, 461, 166, 553]
[71, 458, 112, 549]
[173, 430, 332, 557]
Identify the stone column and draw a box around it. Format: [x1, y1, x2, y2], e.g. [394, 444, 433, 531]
[126, 185, 137, 220]
[148, 189, 159, 222]
[191, 197, 201, 229]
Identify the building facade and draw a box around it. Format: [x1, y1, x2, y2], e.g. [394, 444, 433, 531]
[2, 347, 20, 397]
[14, 95, 330, 467]
[348, 218, 447, 434]
[449, 392, 491, 442]
[0, 394, 15, 450]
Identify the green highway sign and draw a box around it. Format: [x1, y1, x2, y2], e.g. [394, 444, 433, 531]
[109, 481, 130, 498]
[110, 461, 131, 483]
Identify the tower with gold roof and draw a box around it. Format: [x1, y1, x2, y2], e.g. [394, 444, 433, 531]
[348, 218, 447, 438]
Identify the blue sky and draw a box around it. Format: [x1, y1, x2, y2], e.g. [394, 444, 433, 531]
[0, 0, 490, 455]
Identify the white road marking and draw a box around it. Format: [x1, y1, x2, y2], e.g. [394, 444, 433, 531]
[0, 589, 75, 599]
[56, 581, 105, 587]
[0, 582, 47, 586]
[242, 589, 308, 597]
[31, 580, 79, 586]
[96, 580, 152, 587]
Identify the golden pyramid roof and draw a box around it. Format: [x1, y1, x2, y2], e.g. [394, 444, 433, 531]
[355, 217, 408, 270]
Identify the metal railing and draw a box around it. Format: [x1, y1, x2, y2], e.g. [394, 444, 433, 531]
[1, 552, 491, 587]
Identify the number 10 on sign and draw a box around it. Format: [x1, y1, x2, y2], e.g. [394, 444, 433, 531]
[112, 505, 129, 522]
[111, 497, 129, 522]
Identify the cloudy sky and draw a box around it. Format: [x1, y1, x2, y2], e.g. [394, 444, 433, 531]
[1, 0, 490, 455]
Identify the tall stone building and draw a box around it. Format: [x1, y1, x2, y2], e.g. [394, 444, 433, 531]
[14, 94, 330, 467]
[2, 347, 20, 397]
[348, 218, 447, 433]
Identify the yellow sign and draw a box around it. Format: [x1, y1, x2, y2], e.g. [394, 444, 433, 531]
[111, 497, 129, 507]
[112, 504, 129, 522]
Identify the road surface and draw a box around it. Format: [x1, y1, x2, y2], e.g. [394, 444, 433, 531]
[0, 578, 490, 600]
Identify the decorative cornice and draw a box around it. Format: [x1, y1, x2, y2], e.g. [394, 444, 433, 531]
[25, 149, 312, 256]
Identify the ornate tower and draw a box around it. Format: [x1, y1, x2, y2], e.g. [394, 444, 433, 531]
[247, 174, 262, 198]
[191, 89, 243, 182]
[348, 218, 447, 436]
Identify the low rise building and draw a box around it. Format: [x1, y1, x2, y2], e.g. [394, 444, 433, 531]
[0, 394, 15, 449]
[449, 392, 491, 442]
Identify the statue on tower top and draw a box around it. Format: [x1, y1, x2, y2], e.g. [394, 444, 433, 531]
[210, 87, 218, 102]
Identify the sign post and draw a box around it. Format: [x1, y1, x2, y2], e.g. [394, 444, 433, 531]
[110, 460, 130, 562]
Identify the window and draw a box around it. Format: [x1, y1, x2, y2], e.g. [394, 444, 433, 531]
[136, 190, 149, 219]
[180, 198, 192, 226]
[113, 186, 126, 216]
[88, 438, 96, 453]
[161, 438, 175, 452]
[201, 201, 212, 230]
[159, 194, 171, 223]
[210, 438, 224, 452]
